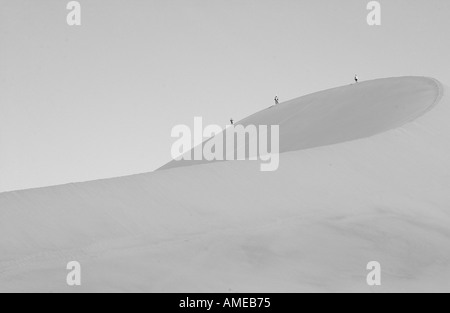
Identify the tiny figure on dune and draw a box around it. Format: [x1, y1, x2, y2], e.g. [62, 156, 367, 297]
[354, 74, 359, 83]
[230, 118, 234, 125]
[274, 95, 279, 105]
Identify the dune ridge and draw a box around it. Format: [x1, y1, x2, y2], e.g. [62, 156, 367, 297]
[161, 76, 442, 170]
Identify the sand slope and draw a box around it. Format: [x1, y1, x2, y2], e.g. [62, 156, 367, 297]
[161, 76, 441, 170]
[1, 77, 449, 292]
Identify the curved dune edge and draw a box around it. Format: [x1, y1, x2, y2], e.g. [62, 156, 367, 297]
[160, 76, 444, 171]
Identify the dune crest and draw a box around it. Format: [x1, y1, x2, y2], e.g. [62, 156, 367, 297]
[161, 76, 442, 170]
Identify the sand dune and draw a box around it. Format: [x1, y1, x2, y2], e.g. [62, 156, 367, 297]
[1, 76, 449, 292]
[161, 76, 442, 170]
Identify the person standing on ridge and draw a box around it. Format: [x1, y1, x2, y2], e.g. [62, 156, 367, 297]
[274, 95, 279, 105]
[230, 118, 234, 125]
[354, 74, 359, 83]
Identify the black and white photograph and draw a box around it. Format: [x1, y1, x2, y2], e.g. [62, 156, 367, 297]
[1, 0, 450, 298]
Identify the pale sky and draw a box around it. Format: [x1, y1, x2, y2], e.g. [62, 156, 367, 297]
[1, 0, 450, 192]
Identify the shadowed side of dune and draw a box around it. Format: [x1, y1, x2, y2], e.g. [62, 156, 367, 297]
[160, 77, 442, 170]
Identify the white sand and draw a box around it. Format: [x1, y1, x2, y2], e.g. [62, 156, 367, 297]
[1, 76, 449, 292]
